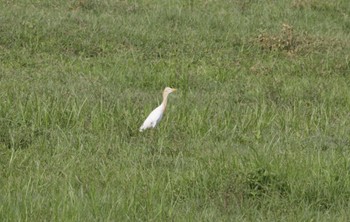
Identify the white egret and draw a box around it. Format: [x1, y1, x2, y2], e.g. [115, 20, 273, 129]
[139, 87, 177, 132]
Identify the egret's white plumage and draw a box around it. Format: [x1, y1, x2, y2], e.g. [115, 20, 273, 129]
[139, 87, 177, 132]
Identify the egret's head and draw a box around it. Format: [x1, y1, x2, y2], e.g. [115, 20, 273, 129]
[163, 87, 177, 95]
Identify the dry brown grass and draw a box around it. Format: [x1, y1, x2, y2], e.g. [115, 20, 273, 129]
[255, 23, 349, 57]
[256, 23, 311, 55]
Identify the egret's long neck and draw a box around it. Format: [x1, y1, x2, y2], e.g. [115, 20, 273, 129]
[161, 92, 169, 111]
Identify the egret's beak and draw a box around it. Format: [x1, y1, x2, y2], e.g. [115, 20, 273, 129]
[172, 88, 177, 92]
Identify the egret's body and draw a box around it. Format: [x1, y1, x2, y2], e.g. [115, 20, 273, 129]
[139, 87, 177, 132]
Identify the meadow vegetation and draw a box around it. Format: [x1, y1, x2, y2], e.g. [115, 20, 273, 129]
[1, 0, 350, 220]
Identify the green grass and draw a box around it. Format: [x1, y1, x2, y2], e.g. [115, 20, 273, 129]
[1, 0, 350, 220]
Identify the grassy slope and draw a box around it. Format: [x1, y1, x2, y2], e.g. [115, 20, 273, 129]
[1, 0, 350, 221]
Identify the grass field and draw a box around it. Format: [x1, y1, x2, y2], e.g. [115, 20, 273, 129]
[1, 0, 350, 221]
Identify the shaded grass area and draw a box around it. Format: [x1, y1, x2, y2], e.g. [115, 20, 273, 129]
[1, 0, 350, 221]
